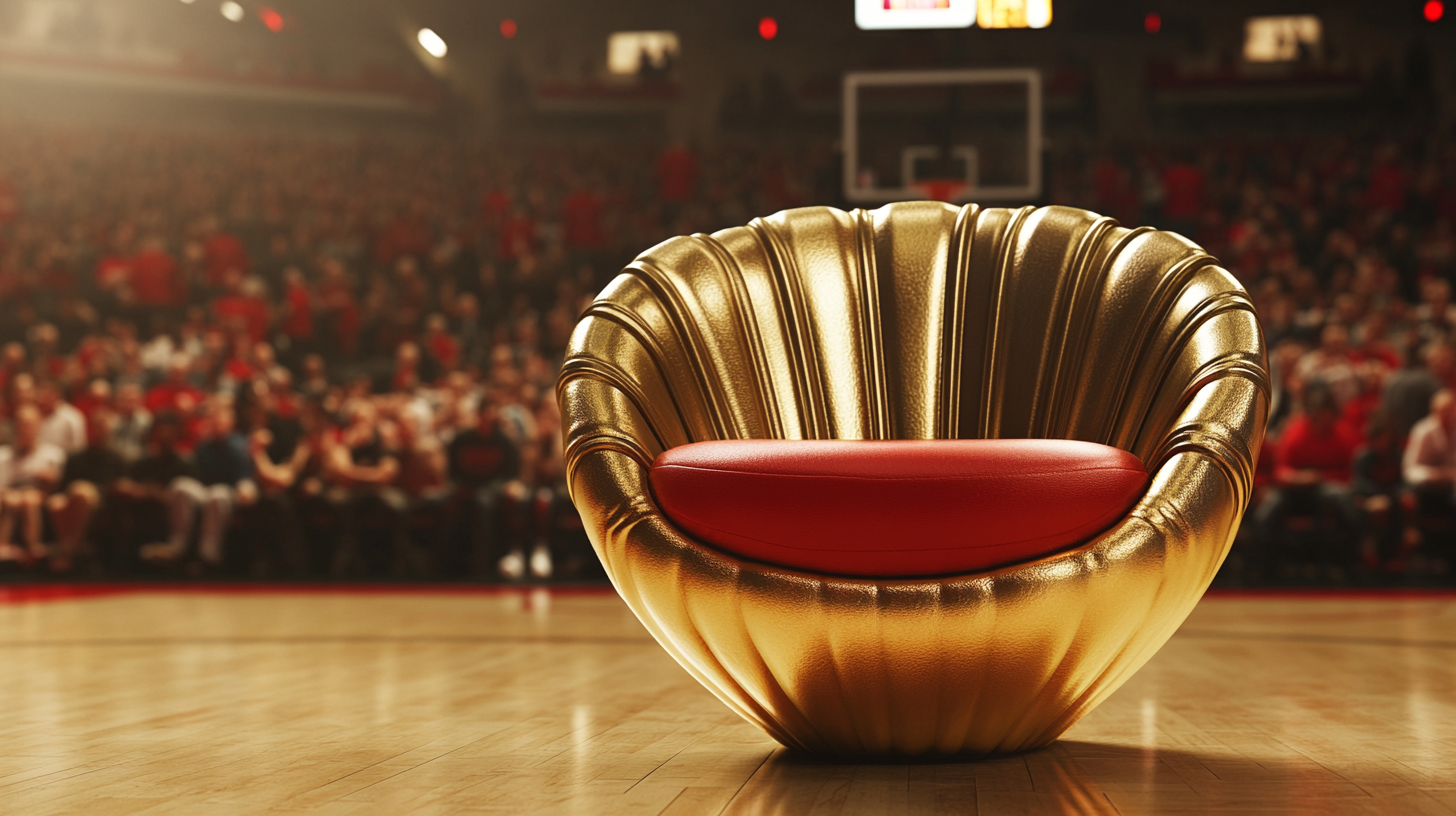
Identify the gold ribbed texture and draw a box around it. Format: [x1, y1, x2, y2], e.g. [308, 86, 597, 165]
[558, 202, 1269, 756]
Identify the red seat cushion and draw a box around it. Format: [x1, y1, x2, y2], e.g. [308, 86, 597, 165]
[649, 439, 1148, 578]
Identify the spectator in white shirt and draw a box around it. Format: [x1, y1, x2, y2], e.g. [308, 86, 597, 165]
[36, 380, 86, 455]
[1403, 390, 1456, 489]
[0, 405, 66, 563]
[1397, 389, 1456, 565]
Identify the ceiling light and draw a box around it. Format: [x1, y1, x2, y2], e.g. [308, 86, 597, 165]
[417, 28, 447, 58]
[260, 7, 284, 31]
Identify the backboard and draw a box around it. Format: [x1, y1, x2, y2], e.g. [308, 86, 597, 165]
[842, 68, 1042, 204]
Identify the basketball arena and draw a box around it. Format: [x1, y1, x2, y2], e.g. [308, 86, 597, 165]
[1, 1, 1454, 814]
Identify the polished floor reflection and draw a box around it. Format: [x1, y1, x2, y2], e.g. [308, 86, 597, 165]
[1, 588, 1454, 815]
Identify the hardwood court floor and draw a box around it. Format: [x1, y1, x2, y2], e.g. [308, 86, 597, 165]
[2, 587, 1455, 816]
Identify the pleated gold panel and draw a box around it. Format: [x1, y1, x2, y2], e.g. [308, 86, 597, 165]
[558, 203, 1269, 756]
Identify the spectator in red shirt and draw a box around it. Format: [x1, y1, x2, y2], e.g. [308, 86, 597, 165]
[314, 257, 360, 358]
[1253, 384, 1362, 561]
[656, 144, 697, 204]
[1277, 388, 1360, 484]
[422, 313, 459, 377]
[211, 269, 271, 344]
[95, 225, 134, 293]
[222, 335, 259, 386]
[391, 342, 422, 393]
[1365, 150, 1409, 212]
[496, 209, 536, 262]
[145, 355, 204, 420]
[279, 267, 313, 350]
[562, 187, 605, 251]
[373, 213, 432, 266]
[1161, 158, 1206, 231]
[201, 215, 249, 290]
[1352, 313, 1401, 370]
[481, 189, 510, 231]
[1294, 324, 1361, 407]
[66, 376, 102, 420]
[129, 236, 183, 311]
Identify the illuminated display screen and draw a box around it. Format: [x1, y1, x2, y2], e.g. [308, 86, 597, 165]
[855, 0, 977, 29]
[977, 0, 1051, 29]
[607, 31, 681, 76]
[856, 0, 1049, 30]
[1243, 15, 1322, 62]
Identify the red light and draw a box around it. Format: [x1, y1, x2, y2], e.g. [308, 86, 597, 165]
[1144, 12, 1161, 33]
[759, 16, 778, 40]
[260, 7, 284, 32]
[500, 18, 517, 39]
[1425, 0, 1444, 21]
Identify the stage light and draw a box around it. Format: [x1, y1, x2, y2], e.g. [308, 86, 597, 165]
[1426, 0, 1444, 22]
[1026, 0, 1051, 28]
[500, 18, 518, 39]
[220, 1, 244, 22]
[260, 7, 284, 32]
[1144, 12, 1161, 33]
[759, 17, 778, 39]
[417, 28, 447, 58]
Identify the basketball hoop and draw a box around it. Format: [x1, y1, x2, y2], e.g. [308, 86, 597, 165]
[843, 68, 1042, 204]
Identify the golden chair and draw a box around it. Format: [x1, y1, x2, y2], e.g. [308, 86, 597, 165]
[558, 202, 1268, 756]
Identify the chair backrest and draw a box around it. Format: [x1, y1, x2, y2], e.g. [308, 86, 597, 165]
[561, 202, 1265, 467]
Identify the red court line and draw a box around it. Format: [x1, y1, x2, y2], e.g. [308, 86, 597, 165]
[3, 583, 1453, 605]
[0, 583, 618, 604]
[1203, 588, 1456, 600]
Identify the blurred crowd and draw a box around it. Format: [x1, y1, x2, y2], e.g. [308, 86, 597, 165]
[0, 121, 1454, 583]
[0, 125, 819, 579]
[1055, 129, 1456, 581]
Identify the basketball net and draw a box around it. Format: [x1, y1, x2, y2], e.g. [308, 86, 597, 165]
[911, 179, 970, 203]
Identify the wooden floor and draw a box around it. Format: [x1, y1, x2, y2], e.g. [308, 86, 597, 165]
[2, 588, 1455, 816]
